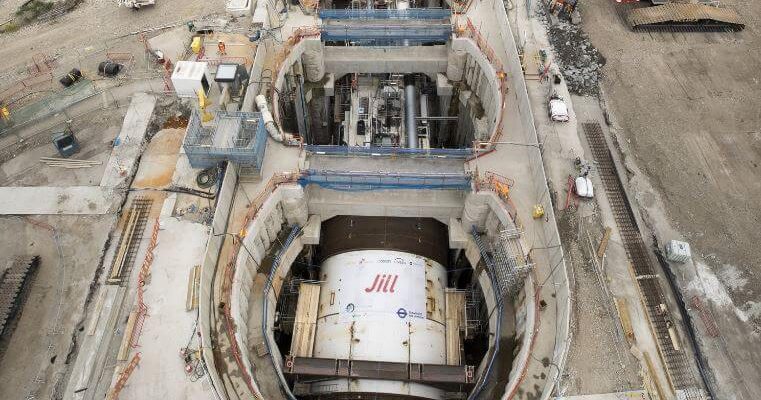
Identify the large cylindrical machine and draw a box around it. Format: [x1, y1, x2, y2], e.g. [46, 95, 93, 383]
[310, 216, 449, 399]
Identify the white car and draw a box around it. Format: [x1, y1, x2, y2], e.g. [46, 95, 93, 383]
[548, 95, 569, 122]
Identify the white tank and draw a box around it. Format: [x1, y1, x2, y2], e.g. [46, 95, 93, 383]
[311, 249, 448, 399]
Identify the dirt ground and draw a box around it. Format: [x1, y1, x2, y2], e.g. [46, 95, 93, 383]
[579, 0, 761, 398]
[0, 215, 115, 399]
[556, 206, 642, 396]
[0, 0, 226, 88]
[0, 108, 125, 186]
[0, 2, 226, 399]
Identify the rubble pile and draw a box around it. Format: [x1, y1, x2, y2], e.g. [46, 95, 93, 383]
[538, 6, 606, 96]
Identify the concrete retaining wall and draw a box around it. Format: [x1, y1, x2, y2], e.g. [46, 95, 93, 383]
[271, 39, 503, 140]
[451, 38, 503, 141]
[228, 184, 308, 395]
[323, 45, 448, 78]
[198, 164, 240, 400]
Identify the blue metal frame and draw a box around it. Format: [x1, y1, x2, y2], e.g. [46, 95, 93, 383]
[303, 145, 472, 158]
[298, 169, 472, 191]
[183, 110, 268, 170]
[319, 9, 452, 20]
[321, 24, 451, 44]
[262, 224, 302, 400]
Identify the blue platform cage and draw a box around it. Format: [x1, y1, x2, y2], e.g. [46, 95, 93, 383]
[183, 109, 268, 172]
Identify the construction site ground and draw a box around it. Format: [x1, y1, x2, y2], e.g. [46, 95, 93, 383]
[553, 0, 761, 398]
[0, 214, 115, 399]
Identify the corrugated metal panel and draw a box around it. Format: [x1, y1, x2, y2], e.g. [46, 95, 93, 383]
[626, 4, 745, 28]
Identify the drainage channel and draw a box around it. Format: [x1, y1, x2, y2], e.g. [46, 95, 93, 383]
[582, 122, 705, 399]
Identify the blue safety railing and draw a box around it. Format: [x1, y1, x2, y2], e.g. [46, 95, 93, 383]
[299, 169, 472, 191]
[469, 226, 505, 400]
[304, 145, 472, 158]
[321, 23, 451, 44]
[319, 9, 451, 20]
[262, 224, 302, 400]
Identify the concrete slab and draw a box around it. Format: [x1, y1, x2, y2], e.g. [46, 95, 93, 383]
[100, 93, 157, 188]
[0, 186, 118, 214]
[115, 215, 213, 399]
[147, 27, 193, 64]
[64, 285, 126, 400]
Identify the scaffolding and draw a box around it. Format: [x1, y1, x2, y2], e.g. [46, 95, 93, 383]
[491, 228, 532, 301]
[470, 226, 531, 306]
[182, 109, 267, 173]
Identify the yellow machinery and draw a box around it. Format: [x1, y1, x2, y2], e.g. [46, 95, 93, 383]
[191, 37, 202, 54]
[532, 204, 545, 219]
[198, 90, 214, 122]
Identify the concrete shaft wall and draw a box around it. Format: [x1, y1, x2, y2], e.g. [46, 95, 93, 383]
[198, 164, 240, 399]
[230, 184, 309, 395]
[271, 38, 502, 141]
[215, 183, 538, 400]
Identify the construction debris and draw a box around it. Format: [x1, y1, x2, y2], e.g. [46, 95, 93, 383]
[538, 2, 605, 96]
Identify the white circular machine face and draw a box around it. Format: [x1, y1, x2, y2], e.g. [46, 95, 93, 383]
[312, 249, 448, 399]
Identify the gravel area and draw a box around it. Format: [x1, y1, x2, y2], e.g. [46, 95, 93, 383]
[537, 2, 605, 96]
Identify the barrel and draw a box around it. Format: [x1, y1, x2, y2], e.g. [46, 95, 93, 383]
[59, 69, 83, 87]
[98, 61, 122, 77]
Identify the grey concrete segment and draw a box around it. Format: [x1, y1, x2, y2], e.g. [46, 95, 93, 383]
[100, 93, 157, 188]
[324, 45, 448, 78]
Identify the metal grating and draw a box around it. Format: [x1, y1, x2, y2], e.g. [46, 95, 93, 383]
[582, 122, 704, 399]
[108, 198, 153, 286]
[0, 257, 40, 338]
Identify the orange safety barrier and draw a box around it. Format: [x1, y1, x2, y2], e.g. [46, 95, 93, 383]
[107, 352, 142, 400]
[130, 217, 160, 348]
[477, 171, 520, 226]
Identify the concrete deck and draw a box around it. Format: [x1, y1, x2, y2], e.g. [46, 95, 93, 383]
[0, 186, 118, 214]
[100, 92, 156, 188]
[115, 214, 213, 399]
[0, 93, 156, 216]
